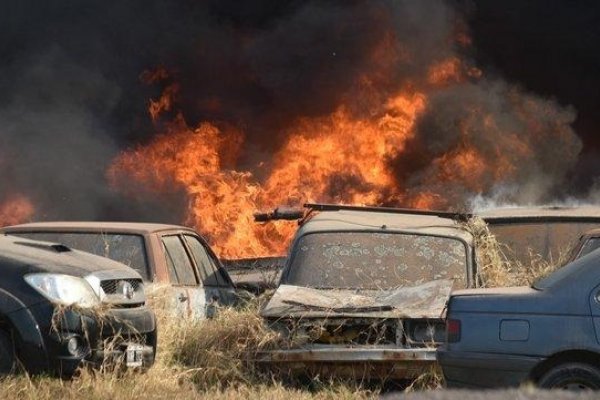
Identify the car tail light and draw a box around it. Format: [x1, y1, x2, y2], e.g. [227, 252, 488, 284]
[446, 319, 461, 343]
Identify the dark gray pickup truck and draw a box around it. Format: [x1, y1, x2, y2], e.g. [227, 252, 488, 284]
[439, 248, 600, 390]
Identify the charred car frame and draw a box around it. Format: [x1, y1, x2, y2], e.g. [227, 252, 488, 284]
[258, 204, 476, 380]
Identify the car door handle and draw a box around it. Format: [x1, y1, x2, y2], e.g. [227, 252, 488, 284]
[178, 294, 188, 302]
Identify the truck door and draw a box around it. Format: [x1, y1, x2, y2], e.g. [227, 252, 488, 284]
[161, 235, 206, 319]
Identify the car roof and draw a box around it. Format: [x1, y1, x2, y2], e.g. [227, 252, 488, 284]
[580, 228, 600, 237]
[0, 221, 196, 235]
[297, 209, 473, 243]
[479, 205, 600, 222]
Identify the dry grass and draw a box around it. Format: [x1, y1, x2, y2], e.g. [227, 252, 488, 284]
[463, 217, 567, 287]
[404, 366, 444, 392]
[0, 293, 374, 399]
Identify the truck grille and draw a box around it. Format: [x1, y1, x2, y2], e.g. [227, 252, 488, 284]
[284, 318, 398, 345]
[99, 278, 145, 306]
[101, 279, 142, 294]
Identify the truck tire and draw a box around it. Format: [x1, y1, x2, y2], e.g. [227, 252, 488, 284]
[0, 330, 15, 374]
[538, 362, 600, 390]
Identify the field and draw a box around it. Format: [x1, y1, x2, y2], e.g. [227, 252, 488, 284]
[0, 303, 590, 400]
[0, 219, 571, 399]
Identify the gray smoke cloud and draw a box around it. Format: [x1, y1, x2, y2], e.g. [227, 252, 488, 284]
[399, 80, 582, 207]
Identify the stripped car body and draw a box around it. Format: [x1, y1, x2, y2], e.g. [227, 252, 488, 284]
[259, 205, 475, 379]
[1, 222, 238, 319]
[480, 206, 600, 266]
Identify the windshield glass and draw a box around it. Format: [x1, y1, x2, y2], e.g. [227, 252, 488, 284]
[10, 232, 149, 280]
[285, 231, 468, 289]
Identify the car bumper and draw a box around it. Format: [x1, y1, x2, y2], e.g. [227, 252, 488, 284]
[257, 346, 436, 379]
[438, 349, 543, 388]
[32, 304, 157, 376]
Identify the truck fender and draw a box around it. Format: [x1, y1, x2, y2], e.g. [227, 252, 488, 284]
[0, 289, 48, 371]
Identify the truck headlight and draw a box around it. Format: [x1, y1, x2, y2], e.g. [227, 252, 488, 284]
[25, 273, 100, 308]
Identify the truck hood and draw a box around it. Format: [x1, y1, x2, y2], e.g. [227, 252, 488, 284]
[261, 279, 453, 319]
[0, 235, 139, 277]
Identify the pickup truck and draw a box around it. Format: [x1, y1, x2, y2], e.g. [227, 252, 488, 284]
[1, 222, 238, 319]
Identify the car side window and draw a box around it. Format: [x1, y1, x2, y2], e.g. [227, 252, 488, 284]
[161, 235, 198, 286]
[183, 235, 227, 287]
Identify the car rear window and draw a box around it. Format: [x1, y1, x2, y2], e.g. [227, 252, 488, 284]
[285, 231, 468, 289]
[9, 232, 149, 279]
[578, 237, 600, 259]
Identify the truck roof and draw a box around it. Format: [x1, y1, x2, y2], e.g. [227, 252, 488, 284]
[0, 221, 196, 235]
[479, 205, 600, 222]
[298, 209, 473, 243]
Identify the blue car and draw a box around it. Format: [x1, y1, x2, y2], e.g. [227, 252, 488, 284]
[439, 249, 600, 390]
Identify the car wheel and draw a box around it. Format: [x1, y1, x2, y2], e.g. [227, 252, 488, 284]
[0, 330, 15, 374]
[538, 362, 600, 390]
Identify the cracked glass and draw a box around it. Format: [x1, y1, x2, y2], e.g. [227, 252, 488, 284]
[286, 232, 467, 289]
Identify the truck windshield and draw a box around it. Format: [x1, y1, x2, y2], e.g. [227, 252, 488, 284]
[9, 232, 149, 280]
[285, 231, 467, 289]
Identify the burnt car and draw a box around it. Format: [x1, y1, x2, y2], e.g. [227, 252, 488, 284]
[480, 206, 600, 266]
[439, 248, 600, 389]
[0, 222, 238, 319]
[259, 204, 475, 380]
[0, 235, 156, 376]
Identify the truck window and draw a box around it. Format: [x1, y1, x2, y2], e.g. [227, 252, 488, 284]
[183, 235, 227, 287]
[487, 222, 600, 265]
[285, 231, 467, 290]
[161, 235, 198, 286]
[9, 231, 149, 280]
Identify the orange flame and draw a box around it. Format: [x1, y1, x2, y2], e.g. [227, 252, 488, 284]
[109, 90, 427, 258]
[108, 28, 575, 259]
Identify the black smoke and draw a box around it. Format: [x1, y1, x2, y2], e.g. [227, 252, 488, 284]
[0, 0, 597, 224]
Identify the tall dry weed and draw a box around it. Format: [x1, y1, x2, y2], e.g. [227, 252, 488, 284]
[462, 217, 567, 287]
[0, 288, 373, 399]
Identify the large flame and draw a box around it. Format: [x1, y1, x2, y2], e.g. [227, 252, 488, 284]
[108, 31, 578, 258]
[109, 90, 426, 258]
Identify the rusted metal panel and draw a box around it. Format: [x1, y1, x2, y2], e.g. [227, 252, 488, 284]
[257, 347, 436, 379]
[257, 347, 436, 362]
[261, 280, 453, 319]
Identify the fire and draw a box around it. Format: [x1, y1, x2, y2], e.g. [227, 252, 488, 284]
[109, 91, 426, 258]
[0, 194, 34, 227]
[107, 24, 577, 259]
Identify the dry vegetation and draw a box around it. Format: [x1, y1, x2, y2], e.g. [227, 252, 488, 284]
[0, 294, 374, 400]
[463, 217, 567, 287]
